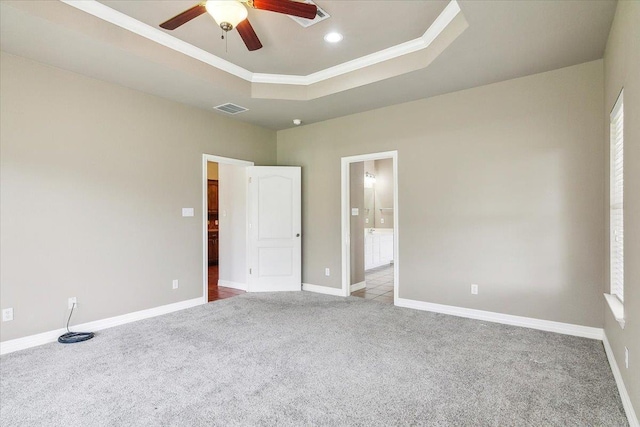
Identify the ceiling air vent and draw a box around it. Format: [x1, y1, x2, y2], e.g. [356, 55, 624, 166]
[214, 103, 249, 115]
[288, 0, 330, 28]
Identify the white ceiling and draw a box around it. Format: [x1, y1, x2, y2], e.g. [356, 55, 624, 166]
[0, 0, 617, 130]
[103, 0, 450, 75]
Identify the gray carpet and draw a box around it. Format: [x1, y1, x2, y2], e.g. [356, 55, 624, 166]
[0, 292, 628, 426]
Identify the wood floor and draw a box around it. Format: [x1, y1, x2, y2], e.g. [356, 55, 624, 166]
[208, 265, 245, 302]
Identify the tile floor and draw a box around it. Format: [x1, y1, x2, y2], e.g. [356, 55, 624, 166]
[351, 264, 394, 304]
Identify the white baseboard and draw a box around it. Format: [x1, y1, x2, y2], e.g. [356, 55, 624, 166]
[395, 297, 603, 340]
[217, 280, 247, 291]
[350, 281, 366, 292]
[302, 283, 345, 296]
[603, 333, 639, 427]
[0, 297, 204, 355]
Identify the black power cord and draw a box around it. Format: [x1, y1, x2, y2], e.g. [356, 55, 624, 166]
[58, 303, 95, 344]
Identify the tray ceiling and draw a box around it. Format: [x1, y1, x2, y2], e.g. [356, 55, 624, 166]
[0, 0, 617, 130]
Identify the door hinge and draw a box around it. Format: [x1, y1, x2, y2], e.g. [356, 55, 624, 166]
[248, 177, 252, 184]
[249, 268, 252, 274]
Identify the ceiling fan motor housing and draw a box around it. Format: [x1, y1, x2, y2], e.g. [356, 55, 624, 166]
[159, 0, 317, 51]
[206, 0, 248, 31]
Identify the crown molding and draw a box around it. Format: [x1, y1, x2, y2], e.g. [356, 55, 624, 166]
[60, 0, 461, 87]
[253, 0, 461, 86]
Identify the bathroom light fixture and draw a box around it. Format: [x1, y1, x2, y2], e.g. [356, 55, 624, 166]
[364, 172, 376, 187]
[324, 32, 343, 43]
[206, 0, 248, 32]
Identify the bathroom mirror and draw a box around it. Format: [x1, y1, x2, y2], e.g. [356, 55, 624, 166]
[364, 187, 375, 226]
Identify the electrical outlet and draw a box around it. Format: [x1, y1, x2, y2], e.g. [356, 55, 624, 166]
[325, 268, 330, 277]
[471, 284, 478, 295]
[380, 218, 385, 224]
[625, 347, 629, 369]
[2, 308, 14, 322]
[68, 297, 77, 309]
[172, 279, 179, 290]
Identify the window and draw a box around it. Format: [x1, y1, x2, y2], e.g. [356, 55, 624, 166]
[610, 91, 624, 302]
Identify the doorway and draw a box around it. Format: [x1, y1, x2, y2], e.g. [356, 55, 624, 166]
[206, 161, 244, 302]
[341, 151, 399, 303]
[202, 156, 303, 301]
[202, 154, 253, 303]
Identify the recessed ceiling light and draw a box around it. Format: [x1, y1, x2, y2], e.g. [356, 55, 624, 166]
[324, 32, 343, 43]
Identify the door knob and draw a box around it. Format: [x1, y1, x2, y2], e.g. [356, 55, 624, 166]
[296, 233, 300, 237]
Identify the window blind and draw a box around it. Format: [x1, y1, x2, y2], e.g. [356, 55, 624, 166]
[610, 92, 624, 302]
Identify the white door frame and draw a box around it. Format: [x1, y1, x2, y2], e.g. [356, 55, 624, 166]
[202, 154, 254, 303]
[341, 151, 399, 302]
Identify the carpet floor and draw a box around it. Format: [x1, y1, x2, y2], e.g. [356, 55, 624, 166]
[0, 292, 628, 426]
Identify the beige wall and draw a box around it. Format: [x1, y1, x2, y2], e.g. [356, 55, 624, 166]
[603, 0, 640, 414]
[218, 163, 248, 287]
[364, 160, 375, 226]
[349, 162, 365, 286]
[278, 60, 605, 327]
[0, 53, 276, 341]
[374, 158, 394, 229]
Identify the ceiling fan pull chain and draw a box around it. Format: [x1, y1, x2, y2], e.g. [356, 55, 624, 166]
[219, 28, 228, 53]
[159, 0, 317, 52]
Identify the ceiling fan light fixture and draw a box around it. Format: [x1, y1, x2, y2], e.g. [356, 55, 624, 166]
[324, 32, 343, 43]
[205, 0, 248, 31]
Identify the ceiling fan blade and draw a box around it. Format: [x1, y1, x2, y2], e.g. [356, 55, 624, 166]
[252, 0, 317, 20]
[236, 19, 263, 51]
[160, 4, 207, 30]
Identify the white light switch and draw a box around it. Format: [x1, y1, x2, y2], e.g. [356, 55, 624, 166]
[351, 208, 359, 216]
[182, 208, 194, 217]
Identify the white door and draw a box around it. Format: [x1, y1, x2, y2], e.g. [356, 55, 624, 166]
[247, 166, 301, 292]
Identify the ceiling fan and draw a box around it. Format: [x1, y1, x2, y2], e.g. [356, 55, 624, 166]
[159, 0, 318, 52]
